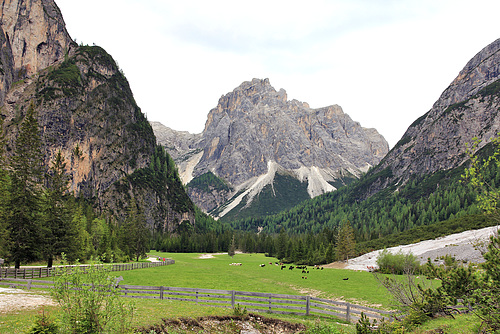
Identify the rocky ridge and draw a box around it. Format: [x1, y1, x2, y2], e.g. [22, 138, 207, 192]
[0, 0, 195, 230]
[154, 78, 389, 218]
[366, 37, 500, 196]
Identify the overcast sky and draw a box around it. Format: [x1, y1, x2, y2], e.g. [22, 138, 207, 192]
[56, 0, 500, 148]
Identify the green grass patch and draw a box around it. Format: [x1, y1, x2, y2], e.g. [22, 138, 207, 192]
[0, 253, 476, 333]
[121, 252, 393, 309]
[410, 313, 480, 333]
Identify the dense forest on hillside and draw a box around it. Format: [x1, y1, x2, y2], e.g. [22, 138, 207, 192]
[150, 142, 499, 265]
[229, 143, 500, 241]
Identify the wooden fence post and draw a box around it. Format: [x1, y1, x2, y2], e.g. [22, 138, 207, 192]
[306, 296, 310, 316]
[196, 291, 199, 304]
[231, 290, 236, 308]
[346, 303, 351, 322]
[27, 279, 32, 290]
[269, 295, 272, 312]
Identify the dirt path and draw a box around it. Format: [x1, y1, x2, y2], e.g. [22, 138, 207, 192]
[0, 287, 55, 314]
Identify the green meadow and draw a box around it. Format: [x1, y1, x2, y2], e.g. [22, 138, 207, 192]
[0, 252, 479, 333]
[124, 252, 392, 308]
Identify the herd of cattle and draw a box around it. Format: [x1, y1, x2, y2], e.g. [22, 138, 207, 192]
[227, 261, 350, 281]
[256, 262, 325, 279]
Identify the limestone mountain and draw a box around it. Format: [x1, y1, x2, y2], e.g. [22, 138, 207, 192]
[0, 0, 194, 230]
[227, 37, 500, 239]
[362, 37, 500, 199]
[153, 78, 389, 220]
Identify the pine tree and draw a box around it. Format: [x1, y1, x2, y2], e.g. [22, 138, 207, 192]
[43, 151, 76, 267]
[0, 118, 10, 259]
[336, 221, 355, 262]
[276, 227, 288, 261]
[69, 203, 90, 262]
[121, 197, 149, 261]
[228, 234, 236, 258]
[8, 102, 44, 268]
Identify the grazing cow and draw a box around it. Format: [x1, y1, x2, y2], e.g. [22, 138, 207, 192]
[281, 265, 286, 270]
[260, 264, 265, 267]
[289, 265, 294, 270]
[342, 278, 349, 281]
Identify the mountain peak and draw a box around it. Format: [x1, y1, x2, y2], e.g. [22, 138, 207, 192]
[367, 37, 500, 198]
[155, 78, 389, 218]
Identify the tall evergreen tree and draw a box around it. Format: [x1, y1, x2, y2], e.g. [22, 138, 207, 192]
[69, 203, 91, 262]
[0, 118, 10, 260]
[121, 197, 149, 261]
[8, 102, 45, 268]
[336, 221, 355, 262]
[276, 227, 288, 261]
[43, 151, 76, 267]
[228, 234, 236, 258]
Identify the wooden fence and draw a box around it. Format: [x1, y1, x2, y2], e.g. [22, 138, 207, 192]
[0, 259, 174, 279]
[119, 285, 395, 322]
[0, 278, 394, 323]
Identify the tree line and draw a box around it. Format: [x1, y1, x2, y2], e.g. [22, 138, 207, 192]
[152, 216, 356, 266]
[229, 148, 494, 243]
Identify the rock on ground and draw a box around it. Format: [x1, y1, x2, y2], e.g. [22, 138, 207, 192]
[346, 226, 499, 271]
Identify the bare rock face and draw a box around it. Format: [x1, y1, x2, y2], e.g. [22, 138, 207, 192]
[369, 38, 500, 194]
[154, 78, 389, 219]
[199, 79, 388, 185]
[0, 0, 73, 79]
[0, 0, 74, 82]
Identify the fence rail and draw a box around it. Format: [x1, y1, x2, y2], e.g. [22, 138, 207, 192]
[0, 278, 394, 323]
[0, 259, 174, 279]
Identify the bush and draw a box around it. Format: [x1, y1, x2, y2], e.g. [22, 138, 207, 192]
[304, 318, 343, 334]
[51, 255, 134, 333]
[27, 309, 59, 334]
[232, 304, 247, 317]
[376, 249, 420, 275]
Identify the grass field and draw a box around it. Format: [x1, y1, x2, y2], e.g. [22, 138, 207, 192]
[123, 252, 393, 308]
[0, 252, 481, 333]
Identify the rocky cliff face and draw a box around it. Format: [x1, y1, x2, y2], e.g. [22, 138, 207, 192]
[154, 78, 389, 219]
[367, 38, 500, 196]
[0, 0, 74, 90]
[0, 0, 194, 231]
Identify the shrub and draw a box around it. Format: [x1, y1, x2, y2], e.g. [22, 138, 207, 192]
[232, 304, 247, 317]
[376, 249, 420, 275]
[304, 318, 343, 334]
[27, 309, 59, 334]
[51, 255, 134, 333]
